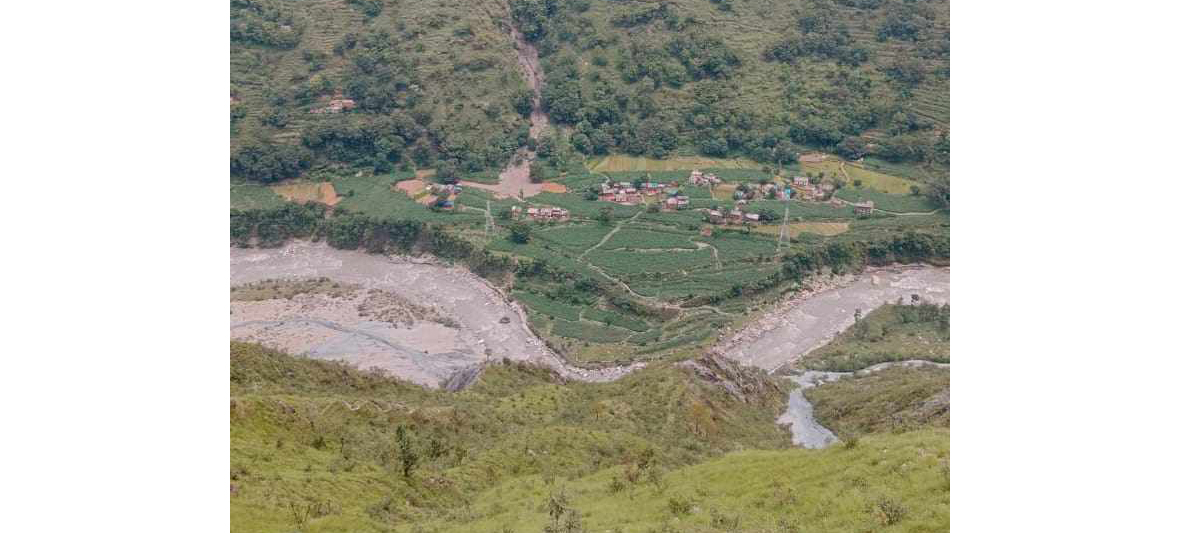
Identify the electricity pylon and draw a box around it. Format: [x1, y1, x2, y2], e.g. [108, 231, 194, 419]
[776, 204, 791, 255]
[484, 200, 497, 238]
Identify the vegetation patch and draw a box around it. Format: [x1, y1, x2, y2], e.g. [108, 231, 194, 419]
[230, 342, 793, 532]
[231, 277, 358, 301]
[552, 319, 634, 343]
[801, 303, 950, 372]
[836, 187, 938, 213]
[753, 221, 850, 237]
[808, 366, 950, 437]
[514, 291, 583, 322]
[588, 155, 763, 172]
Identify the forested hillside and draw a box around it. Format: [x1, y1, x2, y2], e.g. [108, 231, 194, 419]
[230, 0, 949, 184]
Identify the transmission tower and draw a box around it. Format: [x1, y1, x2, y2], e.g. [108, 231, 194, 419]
[776, 204, 791, 255]
[484, 200, 497, 238]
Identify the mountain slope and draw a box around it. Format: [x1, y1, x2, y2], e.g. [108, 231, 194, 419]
[230, 0, 950, 184]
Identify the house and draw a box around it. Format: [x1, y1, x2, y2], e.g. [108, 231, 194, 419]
[689, 170, 722, 186]
[310, 91, 357, 114]
[514, 206, 571, 221]
[852, 200, 875, 215]
[744, 213, 761, 224]
[727, 209, 744, 223]
[665, 195, 690, 210]
[792, 175, 810, 187]
[706, 209, 725, 224]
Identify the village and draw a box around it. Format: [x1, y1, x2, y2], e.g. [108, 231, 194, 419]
[590, 169, 874, 223]
[403, 166, 872, 224]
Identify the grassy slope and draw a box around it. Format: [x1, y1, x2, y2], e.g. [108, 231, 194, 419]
[230, 342, 792, 532]
[808, 366, 950, 438]
[418, 429, 949, 532]
[800, 304, 949, 372]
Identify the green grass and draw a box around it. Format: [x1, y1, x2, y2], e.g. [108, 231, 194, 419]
[835, 187, 939, 214]
[808, 366, 950, 437]
[581, 307, 651, 332]
[230, 342, 795, 533]
[588, 154, 764, 172]
[513, 291, 583, 322]
[800, 304, 950, 372]
[231, 182, 287, 210]
[551, 319, 635, 343]
[589, 248, 715, 275]
[412, 429, 949, 533]
[533, 223, 613, 253]
[600, 226, 698, 250]
[331, 171, 484, 222]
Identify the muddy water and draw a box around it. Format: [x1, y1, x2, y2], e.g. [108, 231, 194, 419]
[715, 265, 950, 372]
[230, 242, 642, 387]
[777, 360, 950, 448]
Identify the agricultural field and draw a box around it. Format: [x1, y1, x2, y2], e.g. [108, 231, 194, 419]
[752, 221, 850, 237]
[835, 187, 940, 213]
[587, 155, 765, 173]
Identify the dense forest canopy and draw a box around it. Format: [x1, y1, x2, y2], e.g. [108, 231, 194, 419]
[231, 0, 948, 183]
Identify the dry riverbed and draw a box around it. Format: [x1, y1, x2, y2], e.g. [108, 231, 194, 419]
[231, 242, 641, 388]
[712, 265, 950, 372]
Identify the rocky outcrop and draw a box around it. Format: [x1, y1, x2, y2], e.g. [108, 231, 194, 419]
[677, 354, 784, 404]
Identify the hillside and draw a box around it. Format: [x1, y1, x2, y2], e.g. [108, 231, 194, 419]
[230, 342, 948, 532]
[230, 0, 949, 184]
[230, 341, 794, 531]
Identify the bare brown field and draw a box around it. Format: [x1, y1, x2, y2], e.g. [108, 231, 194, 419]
[392, 179, 427, 196]
[271, 181, 340, 206]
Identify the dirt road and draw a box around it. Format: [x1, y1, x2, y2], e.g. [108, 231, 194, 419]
[231, 242, 642, 387]
[712, 265, 950, 372]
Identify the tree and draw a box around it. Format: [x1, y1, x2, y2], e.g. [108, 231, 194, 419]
[513, 88, 535, 117]
[597, 206, 614, 226]
[435, 160, 460, 184]
[544, 487, 583, 533]
[395, 425, 419, 478]
[509, 222, 532, 244]
[756, 208, 779, 222]
[854, 179, 863, 188]
[910, 184, 921, 196]
[529, 161, 549, 183]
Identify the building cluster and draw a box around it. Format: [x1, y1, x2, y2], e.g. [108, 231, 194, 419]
[790, 175, 835, 201]
[705, 208, 761, 225]
[310, 91, 357, 114]
[852, 200, 875, 215]
[598, 180, 669, 204]
[689, 170, 722, 186]
[595, 179, 694, 211]
[427, 183, 462, 211]
[512, 206, 571, 222]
